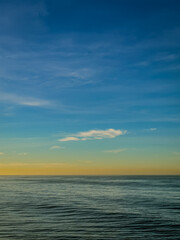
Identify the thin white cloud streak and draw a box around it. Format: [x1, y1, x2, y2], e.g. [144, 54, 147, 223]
[60, 137, 80, 142]
[154, 53, 178, 62]
[145, 128, 157, 131]
[50, 146, 65, 150]
[104, 148, 127, 153]
[59, 129, 127, 142]
[18, 153, 28, 156]
[135, 54, 178, 67]
[0, 92, 51, 107]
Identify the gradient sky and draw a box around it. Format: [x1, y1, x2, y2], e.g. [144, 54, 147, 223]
[0, 0, 180, 175]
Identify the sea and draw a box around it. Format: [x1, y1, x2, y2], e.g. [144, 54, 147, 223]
[0, 175, 179, 240]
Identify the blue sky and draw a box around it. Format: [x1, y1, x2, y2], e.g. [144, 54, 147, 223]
[0, 0, 180, 174]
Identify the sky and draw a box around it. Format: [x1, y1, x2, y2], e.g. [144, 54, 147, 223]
[0, 0, 180, 175]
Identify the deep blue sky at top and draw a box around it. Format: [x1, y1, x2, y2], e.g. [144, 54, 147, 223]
[0, 0, 180, 142]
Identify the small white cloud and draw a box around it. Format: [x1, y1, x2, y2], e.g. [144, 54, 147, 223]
[77, 129, 126, 138]
[50, 145, 64, 150]
[58, 129, 127, 142]
[105, 148, 127, 153]
[150, 128, 157, 131]
[0, 152, 4, 155]
[145, 128, 157, 131]
[59, 137, 79, 142]
[18, 153, 28, 156]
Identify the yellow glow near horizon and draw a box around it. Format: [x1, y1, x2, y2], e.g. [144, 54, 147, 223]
[0, 163, 179, 175]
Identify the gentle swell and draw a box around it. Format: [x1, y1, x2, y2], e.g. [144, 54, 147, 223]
[0, 176, 179, 239]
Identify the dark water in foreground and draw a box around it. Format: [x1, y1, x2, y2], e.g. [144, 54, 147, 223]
[0, 176, 179, 240]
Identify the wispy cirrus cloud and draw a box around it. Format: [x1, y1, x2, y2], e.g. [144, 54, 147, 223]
[0, 92, 51, 107]
[59, 129, 127, 142]
[154, 53, 178, 62]
[50, 145, 65, 150]
[104, 148, 127, 153]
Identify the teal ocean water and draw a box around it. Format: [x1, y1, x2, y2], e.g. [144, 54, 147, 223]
[0, 176, 179, 239]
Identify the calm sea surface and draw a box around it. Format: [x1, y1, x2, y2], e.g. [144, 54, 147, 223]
[0, 176, 179, 240]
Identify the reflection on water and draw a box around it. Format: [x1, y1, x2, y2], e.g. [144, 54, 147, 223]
[0, 176, 179, 239]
